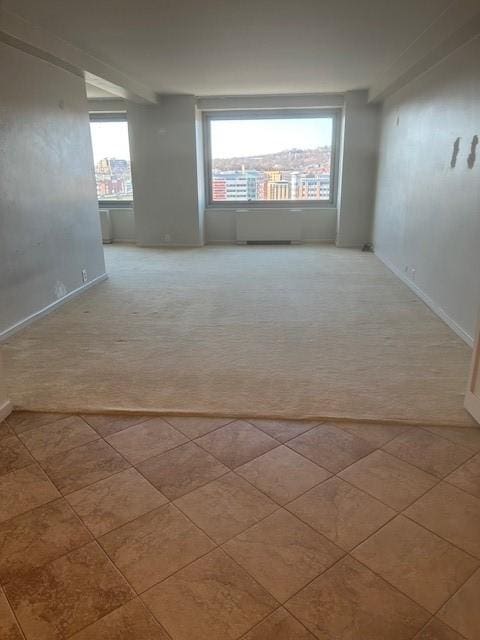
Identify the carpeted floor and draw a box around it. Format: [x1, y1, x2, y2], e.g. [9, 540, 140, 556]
[2, 244, 475, 426]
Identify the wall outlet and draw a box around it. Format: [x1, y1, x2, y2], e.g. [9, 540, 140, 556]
[164, 234, 171, 242]
[81, 269, 88, 283]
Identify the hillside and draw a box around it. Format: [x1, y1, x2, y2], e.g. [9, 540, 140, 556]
[213, 146, 331, 172]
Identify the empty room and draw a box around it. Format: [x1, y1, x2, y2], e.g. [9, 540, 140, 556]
[1, 1, 480, 639]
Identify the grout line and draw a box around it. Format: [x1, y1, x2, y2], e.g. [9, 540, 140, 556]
[2, 414, 478, 640]
[1, 583, 27, 640]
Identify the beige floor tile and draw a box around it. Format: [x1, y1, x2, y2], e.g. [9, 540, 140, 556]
[164, 416, 233, 439]
[137, 441, 228, 500]
[353, 515, 478, 612]
[174, 472, 277, 543]
[236, 446, 330, 505]
[336, 422, 410, 448]
[0, 498, 91, 584]
[414, 618, 465, 640]
[43, 439, 130, 494]
[66, 468, 167, 537]
[196, 420, 278, 469]
[0, 435, 34, 477]
[285, 556, 429, 640]
[81, 414, 151, 437]
[70, 598, 169, 639]
[287, 423, 374, 473]
[422, 426, 480, 453]
[4, 542, 133, 640]
[248, 419, 319, 443]
[339, 449, 437, 510]
[446, 452, 480, 498]
[142, 548, 277, 640]
[0, 465, 59, 523]
[223, 509, 344, 602]
[0, 589, 23, 640]
[406, 482, 480, 558]
[106, 418, 187, 465]
[99, 504, 215, 593]
[6, 412, 69, 435]
[0, 422, 14, 445]
[243, 607, 316, 639]
[438, 569, 480, 640]
[288, 476, 395, 550]
[383, 428, 473, 478]
[18, 416, 98, 462]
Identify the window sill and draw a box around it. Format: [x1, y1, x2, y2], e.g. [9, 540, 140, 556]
[205, 206, 337, 212]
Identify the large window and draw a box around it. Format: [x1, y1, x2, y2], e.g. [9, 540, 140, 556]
[204, 110, 338, 206]
[89, 114, 133, 204]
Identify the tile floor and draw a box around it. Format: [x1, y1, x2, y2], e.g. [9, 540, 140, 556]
[1, 412, 480, 639]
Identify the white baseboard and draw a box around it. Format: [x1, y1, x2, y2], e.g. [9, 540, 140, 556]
[0, 399, 13, 422]
[138, 243, 204, 248]
[376, 251, 473, 347]
[0, 273, 108, 342]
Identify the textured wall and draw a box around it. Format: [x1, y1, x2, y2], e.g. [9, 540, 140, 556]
[337, 90, 380, 248]
[127, 96, 203, 246]
[373, 37, 480, 342]
[0, 42, 105, 335]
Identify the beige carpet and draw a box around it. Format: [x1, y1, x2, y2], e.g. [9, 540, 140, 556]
[2, 244, 475, 426]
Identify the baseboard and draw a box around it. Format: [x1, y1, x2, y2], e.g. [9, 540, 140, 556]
[375, 251, 473, 347]
[0, 273, 108, 342]
[137, 243, 204, 248]
[205, 239, 336, 245]
[0, 399, 13, 422]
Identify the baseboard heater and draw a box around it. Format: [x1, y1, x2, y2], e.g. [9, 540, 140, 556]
[235, 211, 303, 243]
[99, 209, 113, 244]
[246, 240, 292, 245]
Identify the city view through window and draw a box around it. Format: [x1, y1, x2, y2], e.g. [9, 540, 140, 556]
[90, 120, 133, 202]
[209, 116, 333, 203]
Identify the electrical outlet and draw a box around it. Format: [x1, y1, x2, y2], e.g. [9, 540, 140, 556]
[81, 269, 88, 283]
[164, 234, 171, 242]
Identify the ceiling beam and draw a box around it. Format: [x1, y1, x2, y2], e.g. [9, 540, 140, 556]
[369, 0, 480, 102]
[0, 7, 157, 104]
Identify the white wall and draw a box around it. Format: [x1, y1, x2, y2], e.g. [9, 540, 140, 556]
[0, 42, 106, 337]
[106, 208, 136, 242]
[336, 90, 380, 248]
[373, 36, 480, 344]
[127, 95, 203, 246]
[205, 208, 337, 243]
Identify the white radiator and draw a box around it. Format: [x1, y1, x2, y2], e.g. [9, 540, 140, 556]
[99, 209, 113, 244]
[235, 211, 303, 242]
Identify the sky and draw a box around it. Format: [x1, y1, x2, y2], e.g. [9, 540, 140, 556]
[90, 121, 131, 164]
[89, 117, 333, 163]
[210, 117, 332, 159]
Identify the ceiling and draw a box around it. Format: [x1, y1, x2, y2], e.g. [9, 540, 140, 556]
[5, 0, 452, 96]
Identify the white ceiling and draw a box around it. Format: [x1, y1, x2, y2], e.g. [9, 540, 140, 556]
[6, 0, 452, 96]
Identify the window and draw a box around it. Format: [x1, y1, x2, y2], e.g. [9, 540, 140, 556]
[204, 110, 339, 206]
[89, 114, 133, 204]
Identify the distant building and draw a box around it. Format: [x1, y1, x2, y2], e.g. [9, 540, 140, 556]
[210, 160, 331, 202]
[266, 181, 290, 200]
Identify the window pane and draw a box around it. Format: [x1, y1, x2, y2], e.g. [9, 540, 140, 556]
[90, 120, 133, 201]
[209, 117, 333, 203]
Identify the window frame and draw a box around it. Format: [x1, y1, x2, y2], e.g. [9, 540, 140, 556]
[203, 108, 341, 209]
[89, 112, 134, 208]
